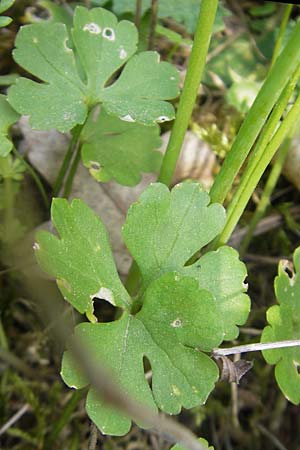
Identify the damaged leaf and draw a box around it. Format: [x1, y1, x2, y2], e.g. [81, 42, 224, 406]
[62, 273, 222, 435]
[35, 198, 132, 316]
[81, 107, 162, 186]
[36, 181, 250, 435]
[8, 6, 179, 131]
[261, 246, 300, 404]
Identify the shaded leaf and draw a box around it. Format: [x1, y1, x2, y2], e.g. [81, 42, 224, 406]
[113, 0, 230, 34]
[8, 6, 179, 131]
[171, 438, 214, 450]
[0, 94, 20, 157]
[81, 107, 162, 186]
[0, 0, 14, 27]
[261, 247, 300, 404]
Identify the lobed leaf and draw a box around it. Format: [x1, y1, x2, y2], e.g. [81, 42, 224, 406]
[81, 106, 162, 186]
[35, 198, 131, 317]
[8, 6, 179, 131]
[261, 247, 300, 404]
[36, 181, 250, 435]
[0, 94, 20, 157]
[62, 272, 221, 435]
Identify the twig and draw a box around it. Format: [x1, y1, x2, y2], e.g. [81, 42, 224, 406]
[257, 424, 288, 450]
[0, 404, 30, 437]
[88, 423, 98, 450]
[213, 340, 300, 357]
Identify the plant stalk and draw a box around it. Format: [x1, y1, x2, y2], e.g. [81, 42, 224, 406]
[239, 135, 292, 256]
[271, 4, 293, 68]
[62, 140, 82, 198]
[12, 148, 49, 209]
[53, 124, 83, 197]
[157, 0, 218, 186]
[238, 4, 295, 255]
[209, 21, 300, 205]
[215, 85, 300, 247]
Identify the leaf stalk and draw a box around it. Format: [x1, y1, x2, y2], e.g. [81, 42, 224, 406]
[157, 0, 218, 186]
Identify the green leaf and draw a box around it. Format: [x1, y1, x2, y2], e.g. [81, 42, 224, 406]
[35, 198, 132, 316]
[183, 246, 250, 340]
[61, 272, 221, 435]
[29, 0, 73, 29]
[122, 182, 226, 287]
[261, 247, 300, 404]
[81, 107, 162, 186]
[0, 94, 20, 157]
[8, 6, 179, 131]
[226, 80, 262, 114]
[36, 181, 250, 435]
[0, 15, 11, 27]
[123, 182, 250, 340]
[0, 0, 14, 13]
[171, 438, 214, 450]
[113, 0, 230, 34]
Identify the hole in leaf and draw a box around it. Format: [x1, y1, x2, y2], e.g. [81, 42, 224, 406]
[295, 362, 300, 375]
[92, 298, 122, 323]
[102, 27, 115, 41]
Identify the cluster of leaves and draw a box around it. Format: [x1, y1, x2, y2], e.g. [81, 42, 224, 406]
[261, 246, 300, 405]
[0, 0, 14, 27]
[91, 0, 230, 35]
[35, 181, 250, 435]
[3, 6, 179, 185]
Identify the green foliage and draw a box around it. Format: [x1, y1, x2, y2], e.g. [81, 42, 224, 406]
[0, 94, 20, 157]
[0, 154, 25, 181]
[0, 0, 15, 27]
[35, 198, 132, 318]
[261, 247, 300, 404]
[35, 181, 250, 435]
[112, 0, 230, 34]
[81, 107, 162, 186]
[8, 6, 179, 132]
[226, 80, 262, 114]
[171, 438, 214, 450]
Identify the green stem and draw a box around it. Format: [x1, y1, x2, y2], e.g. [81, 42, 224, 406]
[125, 0, 218, 294]
[239, 135, 292, 256]
[62, 140, 82, 198]
[148, 0, 158, 50]
[215, 88, 300, 247]
[135, 0, 142, 29]
[12, 148, 49, 210]
[52, 124, 83, 197]
[239, 7, 294, 255]
[46, 390, 85, 448]
[209, 21, 300, 205]
[271, 4, 293, 68]
[157, 0, 218, 186]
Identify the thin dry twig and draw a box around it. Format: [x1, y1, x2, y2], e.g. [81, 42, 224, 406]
[0, 404, 30, 437]
[213, 340, 300, 357]
[88, 422, 99, 450]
